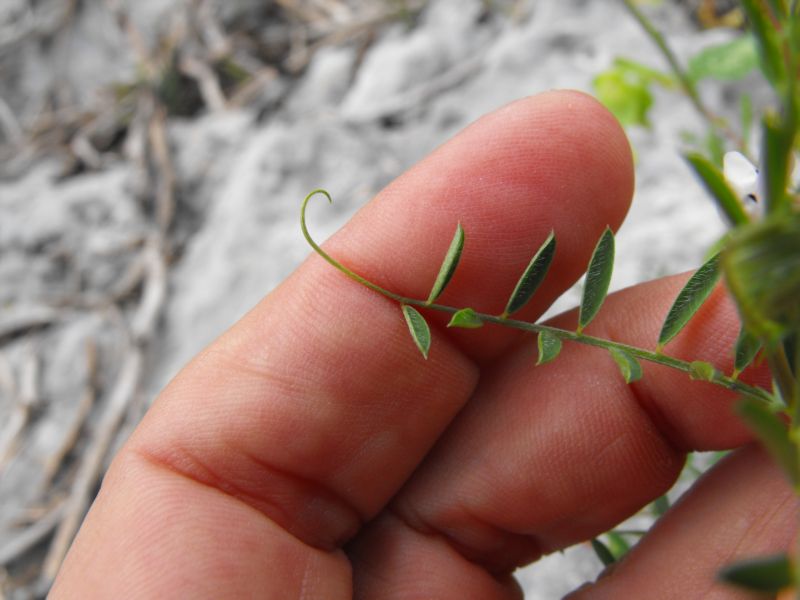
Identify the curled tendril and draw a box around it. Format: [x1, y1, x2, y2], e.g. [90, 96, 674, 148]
[300, 189, 403, 302]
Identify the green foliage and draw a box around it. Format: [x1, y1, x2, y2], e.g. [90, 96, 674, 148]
[427, 223, 465, 304]
[733, 326, 762, 378]
[688, 360, 716, 381]
[687, 35, 759, 83]
[723, 213, 800, 342]
[685, 154, 750, 226]
[537, 331, 562, 366]
[658, 254, 721, 350]
[301, 5, 800, 591]
[609, 348, 643, 384]
[503, 231, 556, 318]
[402, 305, 431, 359]
[737, 397, 800, 487]
[719, 554, 795, 593]
[578, 228, 615, 333]
[739, 0, 789, 90]
[447, 308, 484, 329]
[761, 112, 796, 216]
[593, 58, 673, 127]
[590, 538, 616, 567]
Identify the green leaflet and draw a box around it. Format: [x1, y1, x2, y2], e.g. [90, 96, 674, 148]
[590, 539, 616, 568]
[503, 231, 556, 317]
[739, 0, 788, 89]
[609, 348, 643, 384]
[733, 326, 762, 378]
[687, 35, 758, 83]
[657, 254, 721, 350]
[651, 495, 670, 518]
[685, 153, 749, 227]
[426, 223, 465, 305]
[578, 227, 615, 333]
[604, 532, 631, 560]
[447, 308, 484, 329]
[737, 397, 800, 487]
[401, 305, 431, 359]
[592, 58, 673, 128]
[689, 361, 716, 382]
[537, 331, 562, 366]
[719, 553, 794, 593]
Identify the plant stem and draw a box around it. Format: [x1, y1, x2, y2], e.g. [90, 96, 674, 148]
[620, 0, 748, 153]
[302, 191, 776, 408]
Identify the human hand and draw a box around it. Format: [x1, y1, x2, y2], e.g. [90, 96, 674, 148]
[51, 91, 796, 599]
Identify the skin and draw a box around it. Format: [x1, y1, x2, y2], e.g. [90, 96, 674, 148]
[51, 91, 797, 599]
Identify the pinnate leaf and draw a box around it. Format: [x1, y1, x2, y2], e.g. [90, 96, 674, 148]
[536, 331, 562, 366]
[579, 227, 615, 332]
[736, 397, 800, 486]
[658, 254, 721, 349]
[609, 348, 643, 384]
[426, 223, 465, 304]
[503, 230, 556, 317]
[719, 553, 794, 593]
[733, 326, 761, 377]
[685, 153, 749, 226]
[447, 308, 483, 329]
[402, 305, 431, 359]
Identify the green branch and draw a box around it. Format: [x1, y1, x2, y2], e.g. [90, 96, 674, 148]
[301, 190, 776, 408]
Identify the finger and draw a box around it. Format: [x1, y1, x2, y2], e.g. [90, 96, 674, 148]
[569, 444, 798, 599]
[349, 273, 771, 595]
[52, 91, 633, 597]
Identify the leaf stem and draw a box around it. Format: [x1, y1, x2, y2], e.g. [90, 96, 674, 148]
[302, 192, 776, 408]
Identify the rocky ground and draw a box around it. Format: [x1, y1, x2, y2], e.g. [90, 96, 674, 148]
[0, 0, 768, 597]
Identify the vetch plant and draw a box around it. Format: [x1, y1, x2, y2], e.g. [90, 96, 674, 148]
[302, 0, 799, 594]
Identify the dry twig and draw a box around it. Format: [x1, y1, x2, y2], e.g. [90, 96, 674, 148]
[0, 351, 40, 470]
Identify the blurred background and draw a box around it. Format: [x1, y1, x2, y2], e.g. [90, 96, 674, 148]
[0, 0, 770, 597]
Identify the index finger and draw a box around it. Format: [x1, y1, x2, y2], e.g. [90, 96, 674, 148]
[52, 91, 633, 597]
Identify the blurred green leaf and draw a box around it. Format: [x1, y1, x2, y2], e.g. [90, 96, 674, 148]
[739, 0, 789, 89]
[658, 253, 721, 349]
[590, 538, 616, 567]
[609, 348, 643, 384]
[723, 213, 800, 341]
[579, 228, 615, 332]
[447, 308, 484, 329]
[719, 553, 794, 592]
[605, 532, 631, 559]
[685, 153, 749, 226]
[537, 331, 562, 366]
[427, 223, 465, 304]
[592, 58, 672, 128]
[733, 326, 762, 377]
[652, 494, 670, 517]
[737, 397, 800, 486]
[402, 305, 431, 359]
[504, 231, 556, 317]
[688, 35, 759, 83]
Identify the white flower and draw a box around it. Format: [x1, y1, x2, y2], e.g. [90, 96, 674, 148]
[723, 151, 762, 217]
